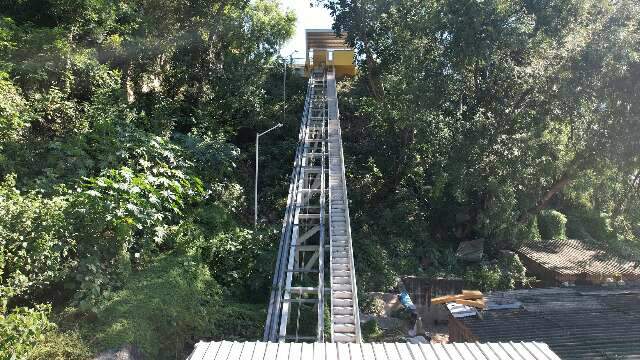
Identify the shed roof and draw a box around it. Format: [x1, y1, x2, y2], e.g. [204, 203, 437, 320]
[452, 286, 640, 359]
[518, 239, 640, 280]
[187, 340, 561, 360]
[306, 29, 350, 51]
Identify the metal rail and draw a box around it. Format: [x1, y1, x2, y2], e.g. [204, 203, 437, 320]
[264, 65, 360, 343]
[326, 67, 361, 343]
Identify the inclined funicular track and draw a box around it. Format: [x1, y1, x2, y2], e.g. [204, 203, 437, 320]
[264, 66, 361, 343]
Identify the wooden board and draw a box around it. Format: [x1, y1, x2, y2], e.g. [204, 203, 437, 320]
[431, 290, 483, 305]
[462, 290, 483, 299]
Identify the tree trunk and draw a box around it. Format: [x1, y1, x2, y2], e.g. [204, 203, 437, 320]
[120, 59, 134, 103]
[362, 33, 384, 100]
[374, 126, 415, 202]
[365, 53, 384, 100]
[518, 170, 572, 223]
[613, 171, 640, 218]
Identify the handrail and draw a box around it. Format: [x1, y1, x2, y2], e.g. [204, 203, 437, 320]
[326, 70, 335, 342]
[264, 77, 314, 341]
[317, 70, 327, 341]
[331, 66, 362, 342]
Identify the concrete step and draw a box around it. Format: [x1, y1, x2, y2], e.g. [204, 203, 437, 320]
[333, 306, 353, 315]
[333, 283, 352, 291]
[332, 276, 351, 284]
[333, 298, 353, 307]
[332, 270, 351, 277]
[333, 323, 356, 333]
[332, 290, 352, 299]
[332, 264, 350, 271]
[333, 333, 357, 343]
[333, 315, 355, 324]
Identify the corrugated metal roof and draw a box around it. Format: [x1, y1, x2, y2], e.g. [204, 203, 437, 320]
[187, 341, 561, 360]
[306, 29, 350, 50]
[451, 287, 640, 359]
[518, 239, 640, 280]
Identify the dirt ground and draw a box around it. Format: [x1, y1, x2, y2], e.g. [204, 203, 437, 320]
[361, 292, 450, 344]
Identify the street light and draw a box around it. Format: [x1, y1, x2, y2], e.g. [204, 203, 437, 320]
[255, 122, 283, 227]
[283, 50, 299, 123]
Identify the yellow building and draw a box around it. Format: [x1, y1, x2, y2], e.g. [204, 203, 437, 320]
[305, 29, 356, 78]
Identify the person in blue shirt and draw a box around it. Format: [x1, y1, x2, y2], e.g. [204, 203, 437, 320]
[398, 290, 419, 337]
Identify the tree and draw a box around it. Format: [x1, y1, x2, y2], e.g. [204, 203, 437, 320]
[321, 0, 640, 250]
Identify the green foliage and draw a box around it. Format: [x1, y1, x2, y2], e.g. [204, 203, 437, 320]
[361, 319, 384, 342]
[463, 253, 532, 291]
[0, 72, 28, 143]
[27, 330, 92, 360]
[74, 254, 265, 358]
[0, 0, 297, 357]
[76, 254, 220, 359]
[527, 217, 542, 242]
[179, 225, 277, 301]
[2, 0, 639, 357]
[0, 304, 55, 359]
[70, 167, 204, 306]
[324, 0, 640, 292]
[204, 302, 266, 341]
[463, 263, 503, 292]
[538, 210, 567, 240]
[496, 253, 532, 290]
[0, 175, 71, 301]
[354, 242, 399, 292]
[28, 87, 84, 138]
[359, 294, 385, 316]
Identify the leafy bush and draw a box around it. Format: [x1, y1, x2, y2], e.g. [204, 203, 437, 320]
[361, 319, 383, 342]
[538, 210, 567, 240]
[354, 241, 399, 292]
[512, 216, 542, 251]
[204, 302, 266, 341]
[496, 253, 531, 289]
[28, 87, 84, 138]
[463, 263, 502, 291]
[463, 253, 532, 291]
[0, 175, 71, 301]
[191, 227, 276, 301]
[69, 167, 204, 306]
[0, 304, 55, 359]
[77, 254, 220, 359]
[0, 72, 28, 143]
[28, 330, 91, 360]
[359, 294, 385, 316]
[565, 207, 612, 242]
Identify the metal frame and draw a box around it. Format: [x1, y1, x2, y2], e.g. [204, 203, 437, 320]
[264, 65, 361, 343]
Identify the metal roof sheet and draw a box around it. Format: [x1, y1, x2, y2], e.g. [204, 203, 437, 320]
[187, 341, 561, 360]
[518, 239, 640, 280]
[306, 29, 350, 50]
[453, 287, 640, 359]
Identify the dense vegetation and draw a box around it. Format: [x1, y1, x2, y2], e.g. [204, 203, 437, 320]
[1, 0, 639, 358]
[320, 0, 640, 290]
[0, 1, 300, 358]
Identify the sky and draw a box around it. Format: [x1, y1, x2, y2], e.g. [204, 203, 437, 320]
[279, 0, 333, 63]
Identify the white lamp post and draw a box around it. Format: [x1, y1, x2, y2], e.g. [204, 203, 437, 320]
[255, 123, 283, 227]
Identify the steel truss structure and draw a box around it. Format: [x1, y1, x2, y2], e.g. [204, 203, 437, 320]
[264, 67, 361, 343]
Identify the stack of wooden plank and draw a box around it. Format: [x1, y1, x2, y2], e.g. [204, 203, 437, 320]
[431, 290, 485, 309]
